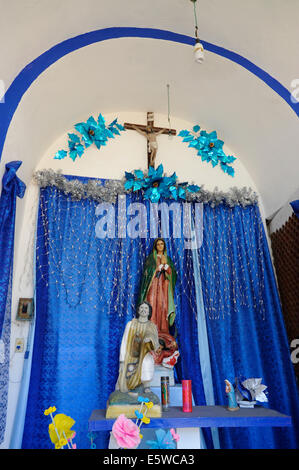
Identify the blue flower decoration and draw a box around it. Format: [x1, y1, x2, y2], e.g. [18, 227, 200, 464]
[137, 396, 150, 403]
[179, 126, 236, 176]
[124, 164, 200, 203]
[146, 429, 176, 450]
[53, 114, 125, 160]
[134, 410, 143, 420]
[54, 149, 67, 160]
[124, 169, 148, 192]
[144, 165, 175, 203]
[75, 114, 116, 149]
[68, 133, 85, 161]
[108, 118, 125, 135]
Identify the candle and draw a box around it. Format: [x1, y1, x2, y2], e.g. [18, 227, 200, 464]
[182, 380, 192, 412]
[161, 377, 169, 411]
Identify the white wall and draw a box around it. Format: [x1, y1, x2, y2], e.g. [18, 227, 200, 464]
[1, 111, 263, 448]
[35, 111, 256, 187]
[1, 36, 296, 220]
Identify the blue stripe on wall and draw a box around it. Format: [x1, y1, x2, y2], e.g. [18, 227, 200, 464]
[0, 27, 298, 162]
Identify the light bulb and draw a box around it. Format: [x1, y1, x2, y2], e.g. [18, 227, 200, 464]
[194, 40, 204, 64]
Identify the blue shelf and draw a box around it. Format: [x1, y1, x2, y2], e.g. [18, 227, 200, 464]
[88, 405, 292, 432]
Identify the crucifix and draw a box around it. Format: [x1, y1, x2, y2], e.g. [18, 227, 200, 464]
[124, 112, 176, 169]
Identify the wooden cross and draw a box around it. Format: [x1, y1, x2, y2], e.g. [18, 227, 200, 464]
[124, 112, 176, 169]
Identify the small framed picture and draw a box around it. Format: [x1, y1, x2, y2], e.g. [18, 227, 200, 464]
[16, 298, 34, 321]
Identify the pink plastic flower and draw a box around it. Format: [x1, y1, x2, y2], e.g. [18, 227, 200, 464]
[112, 414, 141, 449]
[170, 428, 180, 442]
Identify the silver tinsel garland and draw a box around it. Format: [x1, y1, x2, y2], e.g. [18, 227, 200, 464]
[33, 169, 258, 207]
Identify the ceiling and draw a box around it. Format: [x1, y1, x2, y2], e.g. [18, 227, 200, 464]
[0, 0, 298, 218]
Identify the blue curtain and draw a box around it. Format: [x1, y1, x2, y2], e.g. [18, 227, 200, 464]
[0, 161, 25, 444]
[199, 203, 299, 448]
[22, 177, 210, 449]
[290, 200, 299, 219]
[23, 177, 298, 449]
[0, 161, 26, 336]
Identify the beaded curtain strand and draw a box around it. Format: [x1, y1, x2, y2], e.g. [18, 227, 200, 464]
[35, 179, 265, 322]
[35, 186, 199, 319]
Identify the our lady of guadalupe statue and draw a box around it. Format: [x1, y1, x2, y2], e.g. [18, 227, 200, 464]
[138, 238, 179, 367]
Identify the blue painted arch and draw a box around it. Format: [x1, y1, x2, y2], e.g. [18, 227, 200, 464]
[0, 27, 298, 162]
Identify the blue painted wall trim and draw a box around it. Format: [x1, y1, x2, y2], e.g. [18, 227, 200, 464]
[0, 27, 298, 161]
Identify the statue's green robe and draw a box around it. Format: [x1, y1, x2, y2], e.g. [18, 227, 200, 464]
[138, 250, 177, 327]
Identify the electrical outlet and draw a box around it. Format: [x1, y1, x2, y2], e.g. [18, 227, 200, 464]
[15, 338, 24, 353]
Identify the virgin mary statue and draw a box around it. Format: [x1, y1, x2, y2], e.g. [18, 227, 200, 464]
[138, 238, 177, 335]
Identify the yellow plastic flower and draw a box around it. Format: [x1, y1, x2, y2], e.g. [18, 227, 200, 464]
[139, 433, 143, 439]
[59, 437, 67, 447]
[44, 406, 57, 416]
[145, 401, 153, 409]
[44, 406, 56, 416]
[48, 413, 75, 445]
[141, 416, 150, 424]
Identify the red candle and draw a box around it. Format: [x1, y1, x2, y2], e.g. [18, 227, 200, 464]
[182, 380, 192, 412]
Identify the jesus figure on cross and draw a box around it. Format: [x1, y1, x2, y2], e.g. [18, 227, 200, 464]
[131, 124, 167, 168]
[124, 112, 176, 168]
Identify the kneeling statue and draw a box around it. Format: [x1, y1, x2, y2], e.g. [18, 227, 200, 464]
[106, 301, 162, 418]
[116, 301, 160, 394]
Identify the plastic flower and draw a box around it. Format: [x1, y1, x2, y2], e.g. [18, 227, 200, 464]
[141, 416, 150, 424]
[138, 396, 150, 403]
[124, 164, 168, 202]
[124, 169, 148, 192]
[234, 376, 252, 402]
[144, 165, 178, 202]
[54, 150, 67, 160]
[170, 428, 180, 442]
[54, 437, 67, 449]
[59, 437, 68, 447]
[75, 114, 124, 150]
[145, 164, 166, 185]
[145, 401, 153, 409]
[108, 118, 125, 135]
[195, 130, 226, 166]
[53, 114, 124, 160]
[134, 410, 143, 420]
[112, 414, 141, 449]
[220, 155, 236, 176]
[179, 126, 236, 176]
[48, 413, 75, 446]
[75, 115, 106, 149]
[178, 125, 200, 144]
[146, 429, 176, 449]
[124, 164, 200, 203]
[44, 406, 56, 416]
[68, 133, 85, 161]
[241, 378, 268, 402]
